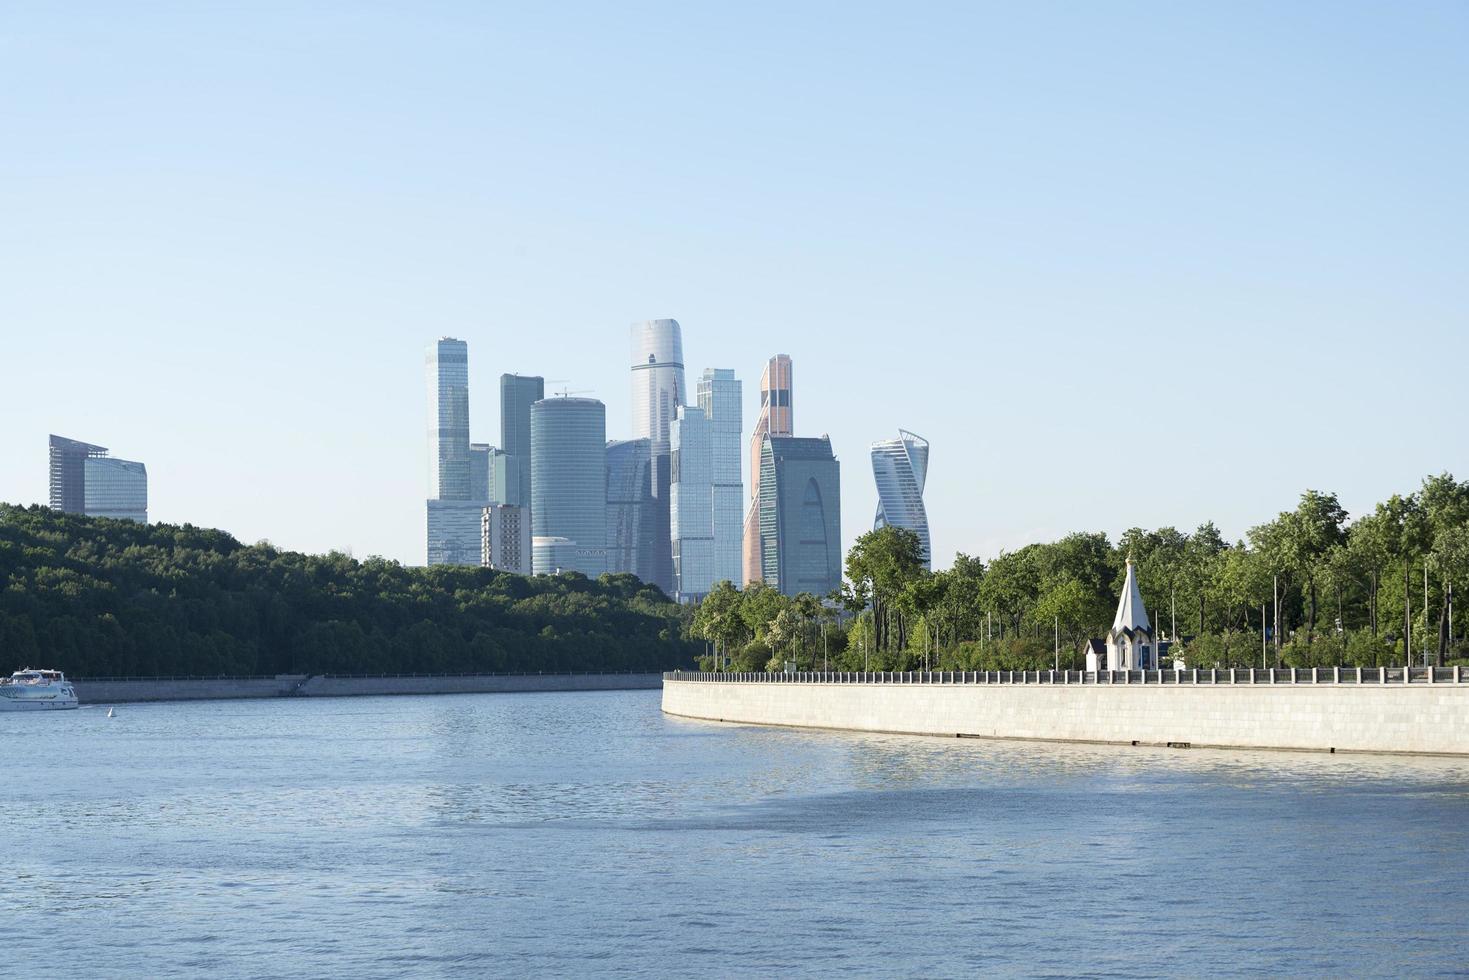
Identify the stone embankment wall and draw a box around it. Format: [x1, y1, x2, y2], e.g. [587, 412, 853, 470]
[661, 675, 1469, 755]
[76, 673, 663, 704]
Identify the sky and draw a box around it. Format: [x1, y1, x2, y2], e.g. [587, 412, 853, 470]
[2, 1, 1466, 569]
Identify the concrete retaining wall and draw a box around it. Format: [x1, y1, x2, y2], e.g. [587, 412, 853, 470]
[661, 677, 1469, 755]
[77, 673, 662, 704]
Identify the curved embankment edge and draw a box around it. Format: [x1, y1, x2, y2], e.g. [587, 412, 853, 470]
[661, 676, 1469, 756]
[76, 672, 663, 704]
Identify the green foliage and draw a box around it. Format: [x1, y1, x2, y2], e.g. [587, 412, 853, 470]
[0, 505, 697, 676]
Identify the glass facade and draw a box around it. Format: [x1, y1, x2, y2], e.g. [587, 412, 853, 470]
[426, 338, 471, 501]
[605, 438, 659, 584]
[870, 430, 932, 570]
[83, 456, 148, 523]
[530, 397, 607, 576]
[49, 435, 105, 514]
[743, 355, 793, 585]
[629, 320, 685, 455]
[426, 499, 484, 566]
[499, 373, 544, 507]
[697, 368, 743, 588]
[670, 406, 713, 601]
[758, 435, 841, 598]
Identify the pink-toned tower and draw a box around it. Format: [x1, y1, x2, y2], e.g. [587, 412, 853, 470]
[741, 354, 793, 585]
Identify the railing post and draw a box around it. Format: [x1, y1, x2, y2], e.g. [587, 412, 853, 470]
[1430, 665, 1437, 684]
[1457, 665, 1463, 684]
[1380, 666, 1386, 684]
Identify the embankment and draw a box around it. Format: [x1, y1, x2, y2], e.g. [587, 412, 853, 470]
[662, 669, 1469, 756]
[76, 672, 663, 704]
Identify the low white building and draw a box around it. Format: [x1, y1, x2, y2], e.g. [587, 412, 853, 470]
[1084, 557, 1162, 671]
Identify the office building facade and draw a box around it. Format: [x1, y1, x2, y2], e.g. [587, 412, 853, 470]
[606, 438, 659, 584]
[696, 368, 743, 587]
[481, 504, 532, 575]
[426, 338, 471, 502]
[530, 397, 607, 576]
[427, 499, 485, 566]
[757, 434, 841, 598]
[629, 319, 686, 455]
[49, 434, 148, 523]
[742, 355, 793, 584]
[870, 430, 932, 570]
[670, 406, 713, 601]
[83, 457, 148, 523]
[500, 373, 544, 508]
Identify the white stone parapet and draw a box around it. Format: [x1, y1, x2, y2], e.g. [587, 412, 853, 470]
[661, 669, 1469, 756]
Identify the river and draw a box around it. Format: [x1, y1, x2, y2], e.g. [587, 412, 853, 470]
[7, 689, 1468, 977]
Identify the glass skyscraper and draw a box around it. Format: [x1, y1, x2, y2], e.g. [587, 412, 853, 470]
[743, 355, 793, 585]
[49, 435, 148, 523]
[696, 368, 743, 587]
[500, 373, 544, 508]
[871, 430, 932, 570]
[629, 319, 686, 455]
[757, 434, 841, 598]
[530, 397, 607, 576]
[605, 438, 659, 584]
[426, 338, 471, 501]
[670, 405, 713, 601]
[425, 338, 480, 565]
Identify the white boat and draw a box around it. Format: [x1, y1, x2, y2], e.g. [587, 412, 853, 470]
[0, 668, 79, 711]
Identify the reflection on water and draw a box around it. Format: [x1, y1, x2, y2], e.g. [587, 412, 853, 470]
[7, 691, 1469, 978]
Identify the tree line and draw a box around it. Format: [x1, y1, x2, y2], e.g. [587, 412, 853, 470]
[0, 504, 697, 677]
[686, 473, 1469, 672]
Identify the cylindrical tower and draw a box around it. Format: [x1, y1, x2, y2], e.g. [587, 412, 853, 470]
[629, 319, 686, 456]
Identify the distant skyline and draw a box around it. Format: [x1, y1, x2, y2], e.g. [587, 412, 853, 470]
[2, 3, 1466, 568]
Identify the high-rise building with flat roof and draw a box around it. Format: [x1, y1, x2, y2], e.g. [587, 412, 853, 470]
[630, 319, 686, 455]
[481, 504, 532, 575]
[49, 435, 148, 523]
[530, 397, 607, 577]
[743, 355, 793, 584]
[670, 405, 713, 601]
[606, 438, 659, 584]
[426, 338, 471, 502]
[871, 430, 932, 570]
[697, 368, 743, 587]
[425, 338, 476, 565]
[500, 373, 544, 508]
[758, 434, 840, 598]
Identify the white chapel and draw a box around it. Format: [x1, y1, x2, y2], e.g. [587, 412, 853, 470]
[1085, 557, 1156, 671]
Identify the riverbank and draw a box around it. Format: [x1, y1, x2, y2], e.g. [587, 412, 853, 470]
[662, 669, 1469, 756]
[75, 672, 664, 704]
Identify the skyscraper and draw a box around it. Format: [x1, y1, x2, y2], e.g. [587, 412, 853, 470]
[469, 443, 493, 503]
[49, 435, 148, 523]
[742, 355, 793, 585]
[425, 337, 479, 565]
[500, 373, 544, 507]
[758, 434, 840, 598]
[530, 397, 607, 577]
[696, 368, 743, 587]
[426, 338, 471, 501]
[629, 319, 686, 455]
[670, 405, 713, 601]
[606, 438, 659, 583]
[871, 430, 932, 570]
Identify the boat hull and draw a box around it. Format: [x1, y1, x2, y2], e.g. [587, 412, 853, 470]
[0, 695, 79, 711]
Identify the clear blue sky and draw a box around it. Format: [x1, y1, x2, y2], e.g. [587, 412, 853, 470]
[3, 2, 1465, 568]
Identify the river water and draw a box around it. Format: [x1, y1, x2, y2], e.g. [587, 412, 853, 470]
[7, 689, 1469, 978]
